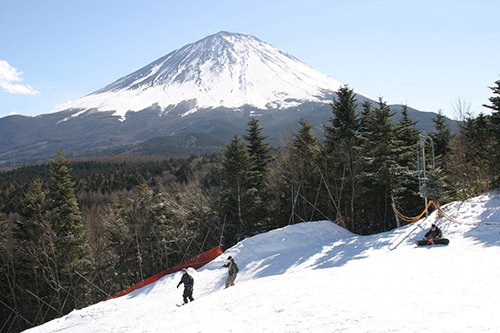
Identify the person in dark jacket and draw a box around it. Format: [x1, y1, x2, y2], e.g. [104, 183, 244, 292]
[424, 223, 442, 241]
[222, 256, 239, 288]
[176, 268, 194, 304]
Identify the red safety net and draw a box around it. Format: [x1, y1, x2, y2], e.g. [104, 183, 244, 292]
[103, 246, 223, 301]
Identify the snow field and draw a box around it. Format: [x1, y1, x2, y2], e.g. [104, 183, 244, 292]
[26, 192, 500, 333]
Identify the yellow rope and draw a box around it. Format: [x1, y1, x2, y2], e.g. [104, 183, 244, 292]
[392, 200, 434, 223]
[392, 200, 480, 226]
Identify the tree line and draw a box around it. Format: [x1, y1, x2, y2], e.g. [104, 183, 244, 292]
[1, 79, 499, 332]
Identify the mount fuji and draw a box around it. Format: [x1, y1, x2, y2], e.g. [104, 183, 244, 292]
[0, 31, 442, 166]
[52, 31, 345, 121]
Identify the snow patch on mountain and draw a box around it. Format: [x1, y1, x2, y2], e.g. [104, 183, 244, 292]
[51, 31, 344, 119]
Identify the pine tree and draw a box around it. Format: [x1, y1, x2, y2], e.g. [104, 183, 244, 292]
[428, 109, 453, 202]
[108, 182, 175, 285]
[288, 119, 323, 223]
[483, 78, 500, 187]
[469, 114, 494, 192]
[392, 105, 423, 219]
[243, 118, 273, 179]
[483, 78, 500, 113]
[45, 150, 91, 314]
[108, 193, 136, 289]
[46, 151, 86, 243]
[325, 85, 359, 142]
[447, 113, 494, 199]
[219, 134, 259, 246]
[429, 110, 452, 167]
[243, 118, 273, 232]
[419, 165, 446, 202]
[395, 105, 421, 167]
[357, 97, 398, 233]
[12, 152, 91, 327]
[15, 178, 55, 326]
[323, 85, 360, 230]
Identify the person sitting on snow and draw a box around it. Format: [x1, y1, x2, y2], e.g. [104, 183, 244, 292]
[424, 223, 442, 241]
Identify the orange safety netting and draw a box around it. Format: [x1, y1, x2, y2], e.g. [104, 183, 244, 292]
[102, 246, 223, 301]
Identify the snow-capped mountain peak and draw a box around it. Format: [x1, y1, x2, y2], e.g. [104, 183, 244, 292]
[52, 31, 344, 119]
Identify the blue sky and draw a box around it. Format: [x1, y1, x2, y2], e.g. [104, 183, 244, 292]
[1, 0, 498, 119]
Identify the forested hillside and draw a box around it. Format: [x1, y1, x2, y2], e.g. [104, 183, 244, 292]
[1, 81, 499, 332]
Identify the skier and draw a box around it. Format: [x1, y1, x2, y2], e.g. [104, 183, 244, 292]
[222, 256, 239, 288]
[176, 268, 194, 304]
[423, 224, 442, 242]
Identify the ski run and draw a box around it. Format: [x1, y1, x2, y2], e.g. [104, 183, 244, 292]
[26, 191, 500, 333]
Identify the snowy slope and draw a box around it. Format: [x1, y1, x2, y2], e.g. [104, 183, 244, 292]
[51, 31, 344, 119]
[25, 192, 500, 333]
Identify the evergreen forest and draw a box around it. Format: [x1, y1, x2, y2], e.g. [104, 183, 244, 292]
[1, 80, 500, 332]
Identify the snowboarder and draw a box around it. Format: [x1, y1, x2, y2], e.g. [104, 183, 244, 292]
[423, 224, 442, 243]
[416, 223, 449, 246]
[176, 268, 194, 304]
[222, 256, 239, 288]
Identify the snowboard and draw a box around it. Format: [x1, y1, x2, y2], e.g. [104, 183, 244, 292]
[415, 238, 450, 246]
